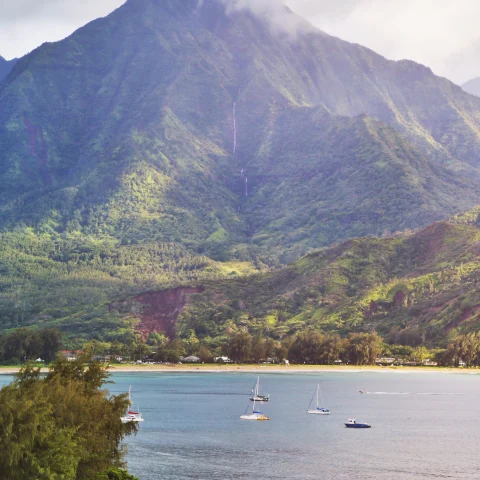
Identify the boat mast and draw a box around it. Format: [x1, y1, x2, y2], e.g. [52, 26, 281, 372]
[316, 384, 319, 408]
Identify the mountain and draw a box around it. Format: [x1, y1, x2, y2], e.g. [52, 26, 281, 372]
[462, 77, 480, 97]
[1, 0, 480, 260]
[3, 0, 480, 338]
[172, 216, 480, 347]
[0, 56, 17, 82]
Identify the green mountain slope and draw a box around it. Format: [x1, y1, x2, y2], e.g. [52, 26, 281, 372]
[175, 218, 480, 346]
[3, 0, 480, 338]
[239, 108, 479, 260]
[0, 230, 256, 339]
[1, 0, 480, 260]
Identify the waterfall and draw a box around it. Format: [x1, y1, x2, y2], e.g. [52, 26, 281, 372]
[233, 101, 237, 154]
[245, 177, 248, 196]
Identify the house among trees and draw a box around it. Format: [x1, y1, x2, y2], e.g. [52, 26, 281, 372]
[375, 357, 396, 365]
[214, 356, 232, 363]
[59, 350, 82, 361]
[183, 355, 201, 363]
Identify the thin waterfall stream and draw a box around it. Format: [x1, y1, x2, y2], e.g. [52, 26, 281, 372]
[233, 101, 237, 154]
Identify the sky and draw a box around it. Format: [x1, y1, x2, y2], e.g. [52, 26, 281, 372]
[0, 0, 479, 84]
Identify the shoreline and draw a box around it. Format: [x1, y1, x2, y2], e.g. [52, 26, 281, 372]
[0, 364, 477, 375]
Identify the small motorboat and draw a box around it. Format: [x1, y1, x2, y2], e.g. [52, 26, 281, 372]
[359, 389, 367, 394]
[345, 419, 371, 428]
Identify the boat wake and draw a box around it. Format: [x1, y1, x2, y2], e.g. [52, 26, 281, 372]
[361, 391, 463, 396]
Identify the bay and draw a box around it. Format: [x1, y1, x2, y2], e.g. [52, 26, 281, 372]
[2, 371, 480, 479]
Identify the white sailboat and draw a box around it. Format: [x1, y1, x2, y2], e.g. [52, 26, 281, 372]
[249, 376, 270, 402]
[240, 398, 270, 421]
[307, 384, 331, 415]
[121, 385, 144, 423]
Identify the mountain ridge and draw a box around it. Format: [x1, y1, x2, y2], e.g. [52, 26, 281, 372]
[2, 0, 480, 341]
[2, 0, 480, 255]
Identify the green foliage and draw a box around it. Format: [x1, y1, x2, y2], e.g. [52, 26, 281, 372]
[224, 330, 253, 363]
[0, 231, 257, 338]
[178, 220, 480, 346]
[96, 468, 139, 480]
[2, 0, 480, 347]
[1, 0, 480, 271]
[0, 327, 61, 364]
[346, 332, 383, 365]
[0, 351, 137, 480]
[442, 332, 480, 367]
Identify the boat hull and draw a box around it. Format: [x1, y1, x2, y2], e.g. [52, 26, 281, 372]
[345, 423, 371, 428]
[121, 417, 145, 423]
[307, 409, 331, 415]
[240, 414, 270, 421]
[249, 396, 270, 402]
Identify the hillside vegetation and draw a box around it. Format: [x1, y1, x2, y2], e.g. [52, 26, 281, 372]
[176, 219, 480, 347]
[2, 0, 480, 340]
[1, 0, 480, 261]
[0, 230, 257, 340]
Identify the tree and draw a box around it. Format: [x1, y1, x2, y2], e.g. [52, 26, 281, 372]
[346, 332, 382, 365]
[225, 330, 252, 363]
[1, 327, 42, 362]
[197, 345, 213, 363]
[288, 331, 324, 364]
[318, 334, 345, 364]
[184, 329, 200, 356]
[39, 328, 62, 363]
[97, 467, 139, 480]
[410, 346, 430, 364]
[0, 350, 138, 480]
[251, 336, 266, 363]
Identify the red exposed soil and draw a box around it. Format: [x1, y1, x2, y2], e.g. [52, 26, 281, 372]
[133, 287, 205, 338]
[367, 300, 378, 316]
[393, 290, 406, 306]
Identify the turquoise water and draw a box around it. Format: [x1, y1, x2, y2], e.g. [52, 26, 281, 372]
[2, 371, 480, 479]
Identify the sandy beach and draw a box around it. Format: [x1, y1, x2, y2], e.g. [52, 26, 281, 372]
[0, 364, 477, 375]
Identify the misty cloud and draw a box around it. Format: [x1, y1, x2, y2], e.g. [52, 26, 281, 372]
[1, 0, 480, 83]
[220, 0, 313, 38]
[296, 0, 480, 83]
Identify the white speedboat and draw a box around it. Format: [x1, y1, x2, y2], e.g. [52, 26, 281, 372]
[307, 384, 331, 415]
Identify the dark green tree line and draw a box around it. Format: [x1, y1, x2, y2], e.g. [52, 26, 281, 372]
[0, 351, 138, 479]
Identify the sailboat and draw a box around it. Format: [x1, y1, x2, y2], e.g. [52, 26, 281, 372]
[240, 398, 270, 421]
[121, 385, 144, 423]
[307, 384, 331, 415]
[249, 376, 270, 402]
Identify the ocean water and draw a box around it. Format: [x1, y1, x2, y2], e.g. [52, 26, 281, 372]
[2, 371, 480, 479]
